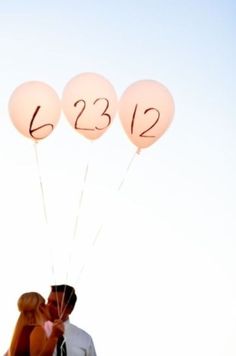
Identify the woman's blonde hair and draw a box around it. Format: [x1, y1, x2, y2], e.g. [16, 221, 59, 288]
[9, 292, 45, 355]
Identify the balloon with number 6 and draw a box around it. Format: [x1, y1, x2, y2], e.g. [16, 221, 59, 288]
[62, 72, 118, 140]
[8, 81, 61, 141]
[118, 80, 175, 149]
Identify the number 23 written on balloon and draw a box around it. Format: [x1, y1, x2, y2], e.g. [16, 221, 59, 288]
[62, 73, 118, 141]
[73, 97, 111, 131]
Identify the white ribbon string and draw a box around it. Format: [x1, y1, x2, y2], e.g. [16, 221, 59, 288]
[33, 141, 48, 224]
[75, 147, 141, 283]
[33, 141, 60, 317]
[64, 141, 93, 286]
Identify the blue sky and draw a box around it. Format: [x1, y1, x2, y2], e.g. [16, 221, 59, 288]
[0, 1, 235, 355]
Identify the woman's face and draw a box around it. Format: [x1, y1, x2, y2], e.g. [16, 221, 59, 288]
[39, 302, 51, 321]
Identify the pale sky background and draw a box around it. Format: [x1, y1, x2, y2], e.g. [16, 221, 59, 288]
[0, 0, 235, 355]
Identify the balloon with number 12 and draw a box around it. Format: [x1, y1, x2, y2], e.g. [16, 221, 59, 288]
[118, 80, 175, 149]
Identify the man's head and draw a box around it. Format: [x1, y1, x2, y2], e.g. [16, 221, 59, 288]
[47, 284, 77, 321]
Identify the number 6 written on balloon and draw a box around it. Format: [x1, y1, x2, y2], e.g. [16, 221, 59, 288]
[29, 105, 54, 140]
[8, 81, 61, 141]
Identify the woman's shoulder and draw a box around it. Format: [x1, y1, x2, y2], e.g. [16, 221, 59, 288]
[30, 324, 47, 338]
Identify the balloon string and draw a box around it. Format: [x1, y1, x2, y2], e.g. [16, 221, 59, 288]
[65, 140, 93, 284]
[75, 224, 103, 283]
[75, 147, 141, 283]
[33, 141, 48, 224]
[59, 288, 75, 321]
[73, 158, 89, 241]
[97, 146, 140, 237]
[118, 147, 141, 191]
[33, 141, 58, 313]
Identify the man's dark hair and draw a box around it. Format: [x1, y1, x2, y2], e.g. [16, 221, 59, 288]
[51, 284, 77, 309]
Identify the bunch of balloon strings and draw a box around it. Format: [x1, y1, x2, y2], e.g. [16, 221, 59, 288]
[33, 139, 140, 318]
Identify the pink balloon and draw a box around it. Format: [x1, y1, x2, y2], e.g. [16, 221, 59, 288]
[8, 81, 61, 141]
[62, 72, 118, 140]
[119, 80, 175, 149]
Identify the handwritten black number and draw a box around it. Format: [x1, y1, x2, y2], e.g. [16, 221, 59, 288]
[131, 104, 160, 138]
[29, 105, 54, 140]
[73, 98, 111, 131]
[140, 107, 160, 137]
[74, 99, 93, 131]
[94, 97, 111, 130]
[131, 104, 138, 135]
